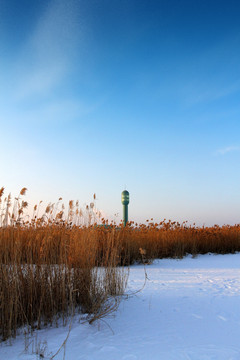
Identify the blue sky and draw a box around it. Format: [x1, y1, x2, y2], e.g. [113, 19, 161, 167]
[1, 0, 240, 225]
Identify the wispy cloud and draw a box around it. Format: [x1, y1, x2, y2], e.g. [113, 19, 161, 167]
[179, 33, 240, 107]
[216, 146, 240, 155]
[0, 0, 92, 126]
[13, 0, 83, 100]
[186, 82, 240, 106]
[0, 97, 100, 127]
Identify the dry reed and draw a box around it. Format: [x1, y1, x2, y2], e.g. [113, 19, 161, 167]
[0, 188, 128, 341]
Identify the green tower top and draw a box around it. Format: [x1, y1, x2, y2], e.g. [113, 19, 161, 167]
[121, 190, 129, 205]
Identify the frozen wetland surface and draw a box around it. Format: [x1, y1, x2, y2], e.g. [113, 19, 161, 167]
[1, 253, 240, 360]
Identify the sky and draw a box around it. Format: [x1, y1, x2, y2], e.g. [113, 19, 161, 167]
[1, 0, 240, 226]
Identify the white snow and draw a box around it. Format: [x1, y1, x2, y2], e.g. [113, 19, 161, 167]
[1, 253, 240, 360]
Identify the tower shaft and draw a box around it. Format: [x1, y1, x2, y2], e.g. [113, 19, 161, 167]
[123, 204, 128, 227]
[121, 190, 129, 226]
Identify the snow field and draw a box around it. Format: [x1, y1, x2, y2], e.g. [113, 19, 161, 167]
[1, 253, 240, 360]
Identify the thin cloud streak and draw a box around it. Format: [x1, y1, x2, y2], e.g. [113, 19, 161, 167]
[216, 146, 240, 155]
[179, 33, 240, 107]
[0, 0, 90, 127]
[13, 0, 83, 100]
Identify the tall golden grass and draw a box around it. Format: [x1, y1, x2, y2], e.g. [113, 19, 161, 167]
[0, 224, 129, 341]
[0, 188, 128, 341]
[1, 187, 240, 341]
[122, 220, 240, 263]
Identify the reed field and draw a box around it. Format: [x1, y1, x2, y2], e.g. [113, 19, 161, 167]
[1, 187, 240, 341]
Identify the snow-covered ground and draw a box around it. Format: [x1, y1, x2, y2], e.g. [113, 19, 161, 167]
[1, 253, 240, 360]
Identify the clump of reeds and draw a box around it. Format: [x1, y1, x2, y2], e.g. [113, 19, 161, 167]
[118, 219, 240, 264]
[0, 188, 128, 341]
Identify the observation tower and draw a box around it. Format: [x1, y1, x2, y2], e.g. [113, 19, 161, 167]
[121, 190, 129, 226]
